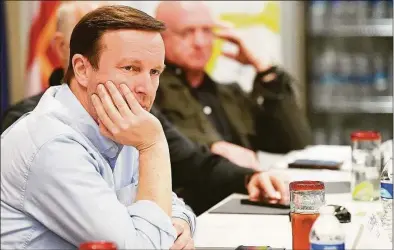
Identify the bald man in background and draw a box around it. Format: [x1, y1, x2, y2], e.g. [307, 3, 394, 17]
[1, 2, 101, 132]
[2, 1, 288, 218]
[154, 1, 313, 169]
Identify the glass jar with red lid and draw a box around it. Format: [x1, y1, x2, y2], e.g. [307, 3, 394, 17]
[290, 181, 325, 250]
[351, 130, 381, 201]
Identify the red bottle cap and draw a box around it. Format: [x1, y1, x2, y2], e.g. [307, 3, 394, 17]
[350, 131, 381, 141]
[79, 241, 117, 250]
[289, 181, 325, 191]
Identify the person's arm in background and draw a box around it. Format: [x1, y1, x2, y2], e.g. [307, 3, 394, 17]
[151, 106, 257, 214]
[1, 93, 43, 133]
[215, 28, 313, 154]
[1, 68, 64, 134]
[248, 66, 313, 153]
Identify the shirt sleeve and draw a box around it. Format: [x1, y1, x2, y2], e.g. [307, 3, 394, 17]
[248, 66, 313, 153]
[120, 145, 196, 237]
[171, 193, 197, 236]
[23, 135, 177, 249]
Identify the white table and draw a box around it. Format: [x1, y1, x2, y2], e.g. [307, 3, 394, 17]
[194, 145, 387, 249]
[194, 193, 382, 249]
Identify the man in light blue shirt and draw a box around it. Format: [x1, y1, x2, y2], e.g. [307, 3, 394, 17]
[1, 5, 195, 250]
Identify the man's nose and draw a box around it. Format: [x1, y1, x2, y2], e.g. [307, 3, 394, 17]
[133, 73, 153, 96]
[193, 30, 208, 47]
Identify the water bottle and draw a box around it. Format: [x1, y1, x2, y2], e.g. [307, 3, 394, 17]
[309, 206, 345, 250]
[319, 44, 337, 104]
[388, 55, 393, 96]
[380, 157, 393, 242]
[372, 52, 388, 95]
[355, 0, 369, 23]
[336, 47, 353, 98]
[330, 0, 346, 25]
[353, 51, 372, 98]
[371, 0, 387, 19]
[388, 0, 393, 18]
[310, 0, 328, 32]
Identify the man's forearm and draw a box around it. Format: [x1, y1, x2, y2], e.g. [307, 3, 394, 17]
[136, 140, 172, 216]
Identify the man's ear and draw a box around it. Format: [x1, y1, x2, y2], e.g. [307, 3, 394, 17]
[52, 32, 67, 66]
[72, 54, 90, 88]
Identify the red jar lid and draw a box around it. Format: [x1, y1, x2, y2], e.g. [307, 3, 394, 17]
[79, 242, 117, 250]
[289, 181, 325, 191]
[351, 131, 381, 141]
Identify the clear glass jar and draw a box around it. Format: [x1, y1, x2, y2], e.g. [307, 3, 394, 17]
[351, 131, 381, 201]
[290, 181, 325, 250]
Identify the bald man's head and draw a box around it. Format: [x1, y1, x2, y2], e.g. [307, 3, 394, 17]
[53, 1, 105, 69]
[155, 1, 215, 71]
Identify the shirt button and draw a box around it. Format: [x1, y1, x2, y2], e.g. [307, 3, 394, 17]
[203, 106, 212, 115]
[257, 96, 264, 105]
[175, 68, 182, 75]
[109, 146, 118, 157]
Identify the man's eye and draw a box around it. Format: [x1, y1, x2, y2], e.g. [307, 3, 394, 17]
[150, 69, 161, 76]
[123, 66, 139, 72]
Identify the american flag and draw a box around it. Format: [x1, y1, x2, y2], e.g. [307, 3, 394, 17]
[25, 1, 61, 97]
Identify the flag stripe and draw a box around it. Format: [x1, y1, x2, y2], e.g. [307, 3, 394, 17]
[25, 1, 60, 97]
[27, 2, 59, 69]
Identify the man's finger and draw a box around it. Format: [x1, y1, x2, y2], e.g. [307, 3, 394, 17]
[258, 173, 279, 199]
[91, 94, 118, 135]
[120, 84, 144, 115]
[270, 175, 289, 204]
[247, 182, 260, 201]
[98, 118, 114, 139]
[184, 239, 195, 250]
[221, 51, 238, 60]
[214, 30, 240, 44]
[96, 84, 123, 124]
[173, 223, 184, 237]
[170, 233, 189, 250]
[105, 81, 133, 118]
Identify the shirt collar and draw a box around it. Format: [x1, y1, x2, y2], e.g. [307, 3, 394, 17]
[53, 84, 123, 161]
[164, 61, 217, 92]
[164, 61, 185, 78]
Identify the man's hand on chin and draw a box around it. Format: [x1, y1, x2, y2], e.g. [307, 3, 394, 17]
[171, 218, 194, 250]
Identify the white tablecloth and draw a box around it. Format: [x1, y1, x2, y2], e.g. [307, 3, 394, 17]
[194, 145, 389, 249]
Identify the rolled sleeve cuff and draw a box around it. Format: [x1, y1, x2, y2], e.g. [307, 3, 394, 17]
[128, 200, 177, 239]
[172, 204, 197, 236]
[171, 195, 197, 236]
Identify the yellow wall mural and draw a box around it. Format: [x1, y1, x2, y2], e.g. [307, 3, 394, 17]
[205, 1, 280, 77]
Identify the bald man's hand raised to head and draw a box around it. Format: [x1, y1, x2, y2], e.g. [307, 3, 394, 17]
[215, 27, 276, 81]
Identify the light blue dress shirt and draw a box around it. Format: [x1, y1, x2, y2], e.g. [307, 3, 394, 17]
[1, 84, 196, 249]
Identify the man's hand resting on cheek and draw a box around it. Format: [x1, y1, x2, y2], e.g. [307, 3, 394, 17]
[91, 80, 166, 151]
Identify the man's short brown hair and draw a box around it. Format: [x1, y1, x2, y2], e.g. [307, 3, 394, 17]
[63, 5, 166, 84]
